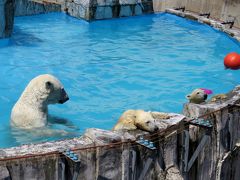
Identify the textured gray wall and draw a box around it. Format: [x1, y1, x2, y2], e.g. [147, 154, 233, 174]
[153, 0, 240, 28]
[0, 0, 14, 38]
[14, 0, 61, 16]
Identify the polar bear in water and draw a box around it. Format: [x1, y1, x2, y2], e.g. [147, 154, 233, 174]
[11, 74, 69, 129]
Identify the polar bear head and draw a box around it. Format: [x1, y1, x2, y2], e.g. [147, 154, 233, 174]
[22, 74, 69, 105]
[186, 89, 207, 104]
[113, 110, 159, 132]
[134, 110, 159, 132]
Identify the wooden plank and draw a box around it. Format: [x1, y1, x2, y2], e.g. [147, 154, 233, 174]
[129, 150, 136, 180]
[58, 159, 65, 180]
[138, 157, 153, 180]
[131, 150, 136, 180]
[183, 131, 190, 172]
[61, 161, 65, 180]
[187, 135, 210, 172]
[128, 151, 133, 180]
[72, 163, 80, 180]
[158, 149, 165, 170]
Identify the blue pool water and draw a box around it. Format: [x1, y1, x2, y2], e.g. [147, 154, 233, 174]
[0, 13, 240, 148]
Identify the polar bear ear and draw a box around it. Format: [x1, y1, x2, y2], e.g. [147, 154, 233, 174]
[45, 81, 53, 90]
[186, 94, 191, 99]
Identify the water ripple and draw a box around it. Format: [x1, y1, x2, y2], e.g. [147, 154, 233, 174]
[0, 13, 240, 147]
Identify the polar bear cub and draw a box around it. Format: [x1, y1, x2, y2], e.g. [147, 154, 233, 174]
[113, 110, 159, 132]
[186, 89, 207, 104]
[11, 74, 69, 129]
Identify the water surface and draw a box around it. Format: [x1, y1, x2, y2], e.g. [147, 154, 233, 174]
[0, 13, 240, 148]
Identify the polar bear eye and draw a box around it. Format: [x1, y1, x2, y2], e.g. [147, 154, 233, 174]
[146, 121, 150, 124]
[197, 92, 200, 94]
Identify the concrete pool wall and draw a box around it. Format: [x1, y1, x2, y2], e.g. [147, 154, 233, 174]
[153, 0, 240, 29]
[14, 0, 61, 16]
[0, 0, 14, 38]
[0, 86, 240, 179]
[1, 0, 240, 38]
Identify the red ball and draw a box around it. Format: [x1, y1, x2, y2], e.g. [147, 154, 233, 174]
[224, 52, 240, 70]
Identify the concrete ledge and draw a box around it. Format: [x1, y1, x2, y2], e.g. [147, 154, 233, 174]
[166, 8, 240, 42]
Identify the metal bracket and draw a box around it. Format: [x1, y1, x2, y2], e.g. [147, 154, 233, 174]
[136, 137, 157, 150]
[174, 6, 185, 12]
[199, 13, 210, 18]
[60, 149, 81, 180]
[221, 21, 234, 28]
[189, 119, 213, 129]
[62, 150, 80, 163]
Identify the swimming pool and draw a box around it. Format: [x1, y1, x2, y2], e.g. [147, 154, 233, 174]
[0, 13, 240, 148]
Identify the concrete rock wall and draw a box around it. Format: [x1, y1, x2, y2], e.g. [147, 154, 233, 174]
[15, 0, 61, 16]
[0, 0, 62, 38]
[0, 0, 14, 38]
[65, 0, 153, 21]
[153, 0, 240, 28]
[1, 0, 240, 38]
[183, 86, 240, 180]
[0, 115, 185, 180]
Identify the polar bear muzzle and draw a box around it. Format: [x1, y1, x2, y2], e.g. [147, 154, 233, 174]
[58, 88, 69, 104]
[203, 94, 207, 100]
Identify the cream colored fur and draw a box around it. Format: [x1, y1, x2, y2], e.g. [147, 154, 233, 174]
[113, 110, 165, 132]
[11, 74, 68, 129]
[186, 89, 207, 104]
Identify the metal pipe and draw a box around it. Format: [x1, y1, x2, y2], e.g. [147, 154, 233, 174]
[222, 21, 234, 28]
[174, 6, 185, 12]
[199, 13, 210, 18]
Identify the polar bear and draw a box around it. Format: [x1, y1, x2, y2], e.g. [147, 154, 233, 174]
[11, 74, 69, 129]
[113, 110, 159, 132]
[186, 89, 207, 104]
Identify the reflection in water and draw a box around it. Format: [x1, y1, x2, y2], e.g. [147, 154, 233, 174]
[11, 115, 80, 145]
[48, 115, 80, 130]
[10, 27, 44, 47]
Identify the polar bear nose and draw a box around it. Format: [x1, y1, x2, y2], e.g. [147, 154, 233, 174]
[154, 126, 159, 131]
[204, 94, 208, 100]
[59, 88, 69, 104]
